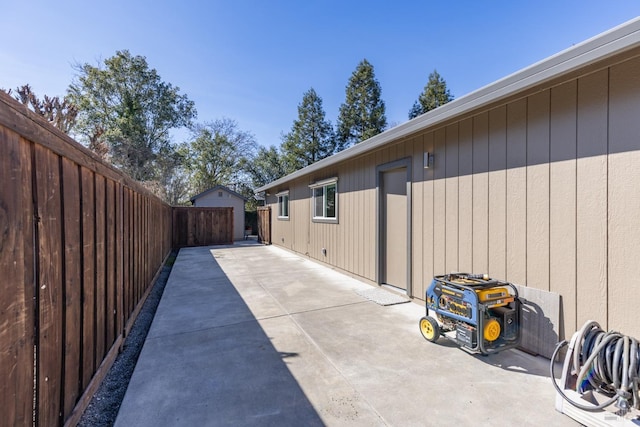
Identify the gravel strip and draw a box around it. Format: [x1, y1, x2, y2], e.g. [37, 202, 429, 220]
[78, 250, 177, 427]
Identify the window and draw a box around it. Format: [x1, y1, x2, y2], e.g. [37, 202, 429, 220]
[218, 191, 223, 197]
[310, 178, 338, 222]
[277, 191, 289, 219]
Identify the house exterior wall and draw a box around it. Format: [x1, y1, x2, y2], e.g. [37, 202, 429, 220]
[193, 190, 245, 240]
[266, 48, 640, 340]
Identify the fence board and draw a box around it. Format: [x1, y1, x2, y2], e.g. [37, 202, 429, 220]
[142, 198, 147, 287]
[94, 175, 106, 367]
[106, 180, 116, 349]
[0, 129, 34, 427]
[35, 144, 64, 427]
[61, 158, 82, 417]
[138, 195, 144, 304]
[145, 199, 151, 284]
[172, 207, 233, 247]
[80, 167, 96, 389]
[116, 183, 124, 337]
[123, 188, 131, 326]
[130, 193, 137, 312]
[140, 196, 145, 299]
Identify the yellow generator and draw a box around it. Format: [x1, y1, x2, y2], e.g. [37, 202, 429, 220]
[419, 273, 521, 355]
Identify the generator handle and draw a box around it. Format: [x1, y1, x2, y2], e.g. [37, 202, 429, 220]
[434, 274, 520, 299]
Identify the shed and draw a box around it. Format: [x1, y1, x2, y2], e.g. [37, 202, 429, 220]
[190, 185, 247, 240]
[257, 18, 640, 353]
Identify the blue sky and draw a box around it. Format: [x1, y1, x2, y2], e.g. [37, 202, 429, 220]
[2, 1, 639, 148]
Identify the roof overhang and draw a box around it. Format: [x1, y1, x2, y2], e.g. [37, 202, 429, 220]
[257, 17, 640, 193]
[190, 185, 248, 202]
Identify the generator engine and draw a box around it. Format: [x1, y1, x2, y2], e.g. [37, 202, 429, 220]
[419, 273, 521, 355]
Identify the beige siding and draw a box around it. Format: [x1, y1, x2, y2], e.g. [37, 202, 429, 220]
[422, 132, 436, 296]
[549, 81, 577, 337]
[355, 156, 364, 277]
[458, 118, 473, 271]
[576, 69, 608, 330]
[526, 90, 551, 292]
[445, 124, 459, 273]
[338, 165, 350, 272]
[472, 113, 489, 273]
[264, 49, 640, 339]
[608, 56, 640, 339]
[506, 99, 527, 286]
[293, 180, 309, 255]
[433, 128, 446, 276]
[488, 106, 507, 279]
[363, 152, 376, 279]
[411, 135, 425, 297]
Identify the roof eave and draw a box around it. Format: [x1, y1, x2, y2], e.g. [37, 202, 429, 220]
[190, 185, 249, 202]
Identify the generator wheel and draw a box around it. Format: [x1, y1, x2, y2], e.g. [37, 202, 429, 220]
[419, 316, 440, 342]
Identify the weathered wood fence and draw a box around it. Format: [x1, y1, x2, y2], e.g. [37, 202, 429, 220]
[172, 207, 234, 248]
[0, 93, 175, 426]
[257, 206, 271, 244]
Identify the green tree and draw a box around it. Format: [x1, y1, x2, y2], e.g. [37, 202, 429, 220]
[243, 145, 289, 189]
[68, 50, 196, 181]
[408, 69, 453, 119]
[186, 118, 257, 195]
[281, 88, 335, 172]
[336, 59, 387, 151]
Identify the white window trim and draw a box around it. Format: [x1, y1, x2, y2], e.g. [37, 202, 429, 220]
[309, 178, 338, 223]
[308, 177, 338, 189]
[276, 190, 290, 220]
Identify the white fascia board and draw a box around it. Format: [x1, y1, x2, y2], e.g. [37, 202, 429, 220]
[308, 177, 338, 188]
[257, 17, 640, 193]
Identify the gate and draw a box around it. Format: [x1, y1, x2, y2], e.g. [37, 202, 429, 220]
[257, 206, 271, 244]
[172, 207, 234, 248]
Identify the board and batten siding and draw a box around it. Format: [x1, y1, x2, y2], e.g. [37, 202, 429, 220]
[267, 51, 640, 340]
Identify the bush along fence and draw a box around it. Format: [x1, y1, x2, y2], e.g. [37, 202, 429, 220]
[0, 92, 233, 427]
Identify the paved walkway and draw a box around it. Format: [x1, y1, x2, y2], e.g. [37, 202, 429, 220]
[115, 243, 577, 426]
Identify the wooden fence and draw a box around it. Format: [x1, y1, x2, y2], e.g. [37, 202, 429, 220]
[172, 207, 234, 247]
[0, 92, 173, 426]
[257, 206, 271, 244]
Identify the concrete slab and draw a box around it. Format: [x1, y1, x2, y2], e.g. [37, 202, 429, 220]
[115, 244, 578, 427]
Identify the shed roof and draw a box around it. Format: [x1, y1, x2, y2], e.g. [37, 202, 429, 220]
[190, 185, 248, 203]
[257, 17, 640, 193]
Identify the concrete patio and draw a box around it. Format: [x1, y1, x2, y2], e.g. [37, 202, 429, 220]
[115, 243, 578, 426]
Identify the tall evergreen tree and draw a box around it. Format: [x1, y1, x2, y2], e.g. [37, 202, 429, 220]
[408, 69, 453, 119]
[281, 88, 335, 172]
[336, 59, 387, 151]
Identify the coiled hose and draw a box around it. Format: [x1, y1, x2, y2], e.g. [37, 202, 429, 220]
[551, 321, 640, 412]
